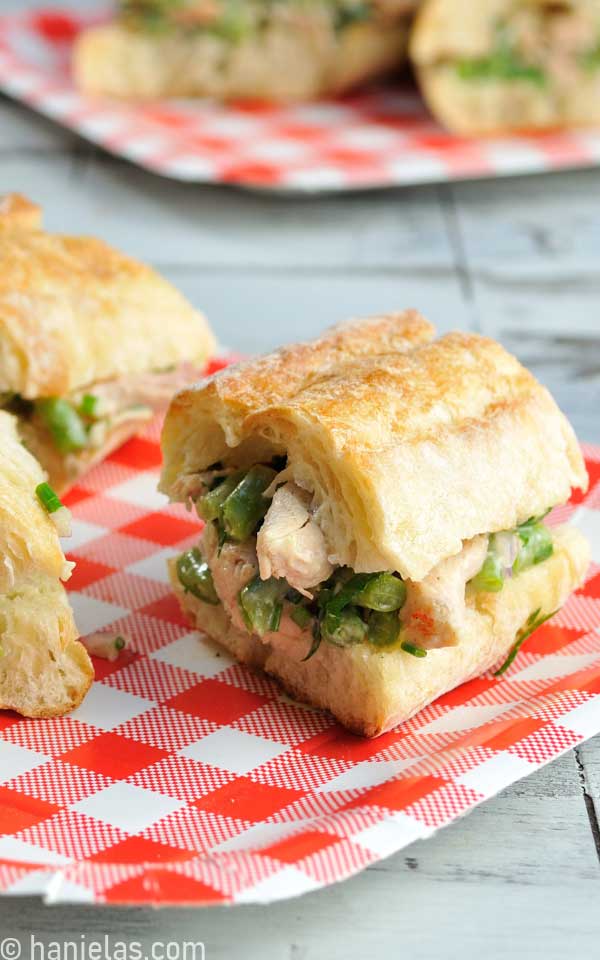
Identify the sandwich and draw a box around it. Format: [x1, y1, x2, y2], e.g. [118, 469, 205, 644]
[159, 311, 589, 737]
[0, 194, 216, 494]
[0, 410, 93, 717]
[73, 1, 415, 101]
[411, 0, 600, 135]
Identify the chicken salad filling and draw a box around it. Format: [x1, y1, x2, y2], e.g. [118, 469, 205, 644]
[453, 7, 600, 89]
[120, 0, 403, 38]
[174, 458, 557, 660]
[0, 364, 196, 459]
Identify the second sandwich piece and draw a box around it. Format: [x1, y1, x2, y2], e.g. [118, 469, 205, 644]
[74, 1, 415, 101]
[0, 194, 215, 493]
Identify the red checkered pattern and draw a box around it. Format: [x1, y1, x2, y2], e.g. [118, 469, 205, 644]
[0, 419, 597, 907]
[2, 9, 600, 192]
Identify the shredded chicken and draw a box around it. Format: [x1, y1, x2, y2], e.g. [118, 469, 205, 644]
[402, 535, 489, 650]
[256, 482, 333, 596]
[70, 363, 199, 418]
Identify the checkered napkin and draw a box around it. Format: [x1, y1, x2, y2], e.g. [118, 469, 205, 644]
[0, 399, 597, 905]
[2, 9, 600, 192]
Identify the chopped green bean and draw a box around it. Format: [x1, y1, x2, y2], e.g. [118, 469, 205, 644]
[36, 398, 88, 453]
[196, 472, 244, 522]
[239, 576, 287, 637]
[368, 610, 401, 648]
[322, 606, 368, 647]
[176, 548, 219, 605]
[222, 465, 276, 541]
[353, 572, 407, 612]
[290, 604, 312, 629]
[456, 39, 546, 86]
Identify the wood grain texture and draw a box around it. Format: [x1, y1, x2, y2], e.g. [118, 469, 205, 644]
[0, 0, 599, 948]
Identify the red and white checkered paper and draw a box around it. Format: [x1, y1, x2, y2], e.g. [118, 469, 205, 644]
[0, 398, 599, 906]
[3, 8, 600, 192]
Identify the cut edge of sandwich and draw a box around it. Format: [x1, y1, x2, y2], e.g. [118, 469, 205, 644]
[169, 525, 590, 737]
[0, 573, 93, 718]
[0, 410, 94, 718]
[72, 5, 410, 102]
[411, 0, 600, 135]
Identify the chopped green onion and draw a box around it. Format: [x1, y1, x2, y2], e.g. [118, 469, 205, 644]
[78, 394, 100, 418]
[36, 482, 63, 514]
[494, 608, 558, 676]
[470, 551, 505, 593]
[36, 397, 88, 453]
[114, 635, 126, 651]
[290, 604, 312, 630]
[239, 576, 287, 637]
[322, 606, 368, 647]
[512, 520, 553, 575]
[352, 572, 407, 612]
[222, 465, 276, 541]
[176, 548, 220, 605]
[368, 610, 401, 648]
[401, 641, 428, 659]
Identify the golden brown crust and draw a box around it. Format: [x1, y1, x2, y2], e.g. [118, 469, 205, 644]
[161, 317, 587, 582]
[0, 410, 94, 718]
[0, 197, 215, 398]
[73, 17, 408, 101]
[0, 194, 43, 232]
[171, 526, 590, 737]
[0, 576, 93, 718]
[161, 310, 435, 486]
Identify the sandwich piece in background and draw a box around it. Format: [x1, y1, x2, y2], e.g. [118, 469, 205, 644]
[0, 194, 216, 494]
[160, 312, 589, 737]
[411, 0, 600, 135]
[74, 1, 416, 101]
[0, 410, 93, 717]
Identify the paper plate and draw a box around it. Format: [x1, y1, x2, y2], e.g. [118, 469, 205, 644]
[0, 403, 598, 905]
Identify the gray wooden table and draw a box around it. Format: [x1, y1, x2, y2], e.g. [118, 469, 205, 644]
[0, 2, 599, 955]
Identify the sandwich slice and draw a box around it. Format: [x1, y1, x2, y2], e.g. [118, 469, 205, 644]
[160, 312, 590, 737]
[0, 411, 93, 717]
[73, 1, 414, 102]
[0, 194, 216, 494]
[411, 0, 600, 135]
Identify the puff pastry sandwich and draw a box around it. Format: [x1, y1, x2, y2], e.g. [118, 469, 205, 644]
[73, 1, 414, 101]
[0, 411, 93, 717]
[411, 0, 600, 135]
[0, 194, 215, 494]
[160, 312, 589, 737]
